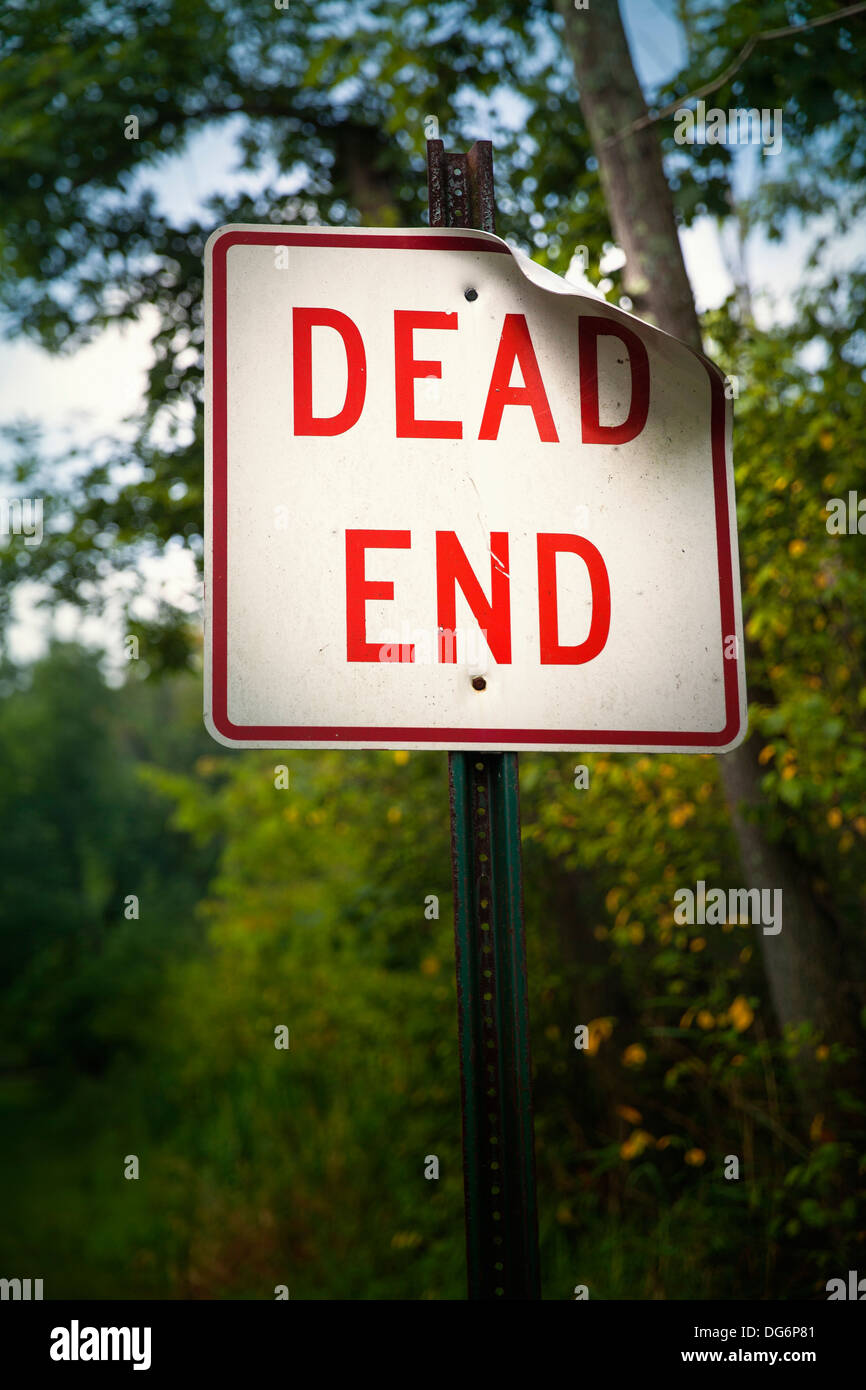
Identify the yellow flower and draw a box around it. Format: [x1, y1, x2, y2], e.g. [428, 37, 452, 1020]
[620, 1129, 654, 1160]
[728, 996, 754, 1033]
[690, 937, 706, 952]
[685, 1148, 706, 1166]
[815, 1045, 829, 1061]
[827, 807, 843, 829]
[669, 803, 695, 828]
[622, 1044, 646, 1068]
[420, 956, 440, 976]
[393, 749, 410, 765]
[584, 1017, 614, 1055]
[629, 923, 645, 944]
[615, 1104, 643, 1125]
[656, 1135, 673, 1150]
[788, 539, 807, 557]
[781, 765, 798, 781]
[696, 1010, 715, 1030]
[387, 806, 402, 823]
[758, 745, 776, 765]
[818, 431, 834, 451]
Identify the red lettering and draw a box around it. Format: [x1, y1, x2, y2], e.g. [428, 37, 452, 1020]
[435, 531, 511, 664]
[478, 313, 558, 442]
[394, 310, 461, 439]
[293, 308, 366, 436]
[578, 316, 649, 445]
[345, 529, 414, 662]
[537, 533, 610, 664]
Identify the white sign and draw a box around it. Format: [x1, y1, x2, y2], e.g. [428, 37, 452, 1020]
[204, 225, 745, 753]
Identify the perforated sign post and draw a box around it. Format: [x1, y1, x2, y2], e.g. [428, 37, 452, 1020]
[204, 140, 745, 1300]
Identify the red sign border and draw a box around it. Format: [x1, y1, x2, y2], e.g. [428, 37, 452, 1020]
[208, 228, 742, 749]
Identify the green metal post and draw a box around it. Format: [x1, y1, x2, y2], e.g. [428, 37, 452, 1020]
[427, 139, 541, 1301]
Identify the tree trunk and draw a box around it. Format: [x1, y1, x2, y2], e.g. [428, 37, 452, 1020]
[554, 0, 864, 1120]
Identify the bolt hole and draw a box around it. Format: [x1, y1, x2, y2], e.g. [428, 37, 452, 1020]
[472, 675, 486, 691]
[465, 287, 478, 302]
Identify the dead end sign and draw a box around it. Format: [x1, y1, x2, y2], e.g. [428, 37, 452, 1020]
[204, 224, 746, 754]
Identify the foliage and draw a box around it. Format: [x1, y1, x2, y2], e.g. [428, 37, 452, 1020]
[1, 0, 865, 1299]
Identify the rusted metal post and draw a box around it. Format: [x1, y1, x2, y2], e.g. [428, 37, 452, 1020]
[427, 137, 541, 1301]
